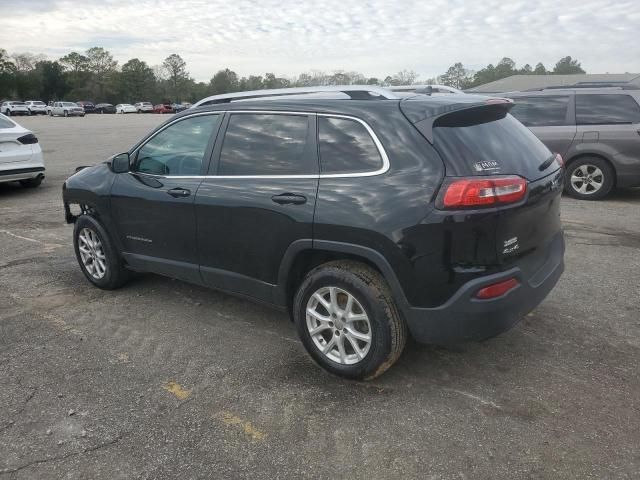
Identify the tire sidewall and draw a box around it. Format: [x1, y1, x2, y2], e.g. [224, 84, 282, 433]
[293, 266, 394, 379]
[73, 215, 122, 289]
[564, 157, 614, 200]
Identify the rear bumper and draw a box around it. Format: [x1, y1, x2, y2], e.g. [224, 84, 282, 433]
[403, 232, 565, 344]
[0, 166, 45, 183]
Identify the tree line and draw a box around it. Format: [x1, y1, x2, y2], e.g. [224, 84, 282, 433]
[0, 47, 586, 104]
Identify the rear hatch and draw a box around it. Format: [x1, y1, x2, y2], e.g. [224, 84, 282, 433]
[402, 97, 563, 271]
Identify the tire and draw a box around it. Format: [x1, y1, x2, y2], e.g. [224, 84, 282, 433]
[19, 176, 43, 188]
[293, 260, 407, 380]
[64, 110, 68, 117]
[73, 215, 130, 290]
[48, 110, 52, 116]
[564, 156, 614, 200]
[5, 110, 10, 116]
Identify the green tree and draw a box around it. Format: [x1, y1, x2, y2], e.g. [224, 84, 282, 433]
[209, 69, 239, 94]
[553, 56, 585, 74]
[0, 49, 17, 98]
[120, 58, 156, 102]
[85, 47, 118, 100]
[36, 60, 68, 101]
[239, 75, 264, 91]
[59, 52, 89, 73]
[438, 63, 472, 89]
[263, 72, 290, 89]
[534, 62, 547, 75]
[162, 54, 189, 101]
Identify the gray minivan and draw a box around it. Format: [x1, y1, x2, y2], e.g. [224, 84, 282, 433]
[506, 86, 640, 199]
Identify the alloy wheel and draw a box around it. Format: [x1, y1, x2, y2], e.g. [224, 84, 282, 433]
[306, 286, 372, 365]
[78, 228, 107, 279]
[570, 164, 604, 195]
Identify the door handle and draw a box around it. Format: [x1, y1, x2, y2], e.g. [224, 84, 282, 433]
[167, 188, 191, 198]
[271, 193, 307, 205]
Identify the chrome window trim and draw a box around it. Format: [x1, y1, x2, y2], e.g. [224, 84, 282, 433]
[130, 110, 389, 180]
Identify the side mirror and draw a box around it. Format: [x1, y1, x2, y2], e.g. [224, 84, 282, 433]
[111, 153, 130, 173]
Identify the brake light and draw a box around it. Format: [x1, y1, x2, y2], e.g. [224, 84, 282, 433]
[17, 133, 38, 144]
[476, 278, 519, 299]
[438, 175, 527, 209]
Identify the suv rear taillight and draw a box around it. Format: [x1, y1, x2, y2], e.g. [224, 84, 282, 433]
[436, 175, 527, 209]
[17, 133, 38, 144]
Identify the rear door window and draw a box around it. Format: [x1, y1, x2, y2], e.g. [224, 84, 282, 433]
[576, 94, 640, 125]
[318, 116, 383, 174]
[433, 106, 553, 181]
[509, 96, 570, 126]
[217, 113, 314, 175]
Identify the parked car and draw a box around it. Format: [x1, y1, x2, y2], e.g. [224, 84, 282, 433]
[134, 102, 153, 113]
[116, 104, 137, 114]
[49, 102, 85, 117]
[76, 101, 96, 114]
[62, 86, 564, 380]
[172, 103, 188, 113]
[506, 85, 640, 199]
[0, 113, 45, 188]
[25, 100, 48, 115]
[94, 103, 116, 114]
[153, 103, 174, 114]
[1, 101, 29, 116]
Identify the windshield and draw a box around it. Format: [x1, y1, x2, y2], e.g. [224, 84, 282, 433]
[11, 102, 26, 105]
[32, 101, 45, 105]
[62, 102, 77, 107]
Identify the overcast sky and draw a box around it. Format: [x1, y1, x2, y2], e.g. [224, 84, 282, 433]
[2, 0, 638, 82]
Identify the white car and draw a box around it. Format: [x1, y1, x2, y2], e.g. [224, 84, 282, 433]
[116, 104, 137, 114]
[25, 100, 48, 115]
[134, 102, 153, 113]
[0, 114, 45, 187]
[49, 102, 85, 117]
[1, 101, 30, 116]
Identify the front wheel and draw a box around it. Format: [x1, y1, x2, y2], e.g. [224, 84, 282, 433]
[5, 110, 10, 116]
[564, 157, 614, 200]
[63, 110, 68, 117]
[293, 261, 407, 380]
[73, 215, 130, 290]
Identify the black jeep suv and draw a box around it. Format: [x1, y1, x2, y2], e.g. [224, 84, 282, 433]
[62, 86, 565, 379]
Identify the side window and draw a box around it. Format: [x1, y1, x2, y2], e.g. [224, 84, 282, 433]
[318, 116, 383, 174]
[217, 113, 312, 175]
[509, 96, 570, 127]
[576, 94, 640, 125]
[135, 114, 221, 176]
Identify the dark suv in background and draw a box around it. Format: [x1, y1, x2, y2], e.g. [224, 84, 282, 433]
[506, 85, 640, 199]
[62, 86, 564, 379]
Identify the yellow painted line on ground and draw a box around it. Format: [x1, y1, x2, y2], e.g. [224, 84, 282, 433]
[217, 411, 266, 441]
[163, 381, 191, 400]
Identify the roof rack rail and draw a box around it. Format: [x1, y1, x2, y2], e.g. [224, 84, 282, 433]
[192, 85, 399, 108]
[525, 83, 639, 92]
[389, 84, 465, 95]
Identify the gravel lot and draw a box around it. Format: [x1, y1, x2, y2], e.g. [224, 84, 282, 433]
[1, 114, 639, 479]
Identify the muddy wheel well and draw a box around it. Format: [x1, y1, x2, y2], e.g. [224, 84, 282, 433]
[285, 249, 383, 318]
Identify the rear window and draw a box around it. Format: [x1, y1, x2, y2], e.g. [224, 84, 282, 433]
[218, 113, 313, 176]
[433, 106, 552, 180]
[576, 94, 640, 125]
[509, 96, 570, 127]
[318, 116, 382, 174]
[0, 116, 14, 128]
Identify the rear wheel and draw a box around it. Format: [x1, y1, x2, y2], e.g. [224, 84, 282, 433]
[293, 261, 407, 380]
[63, 110, 68, 117]
[73, 215, 130, 290]
[19, 176, 42, 188]
[565, 156, 614, 200]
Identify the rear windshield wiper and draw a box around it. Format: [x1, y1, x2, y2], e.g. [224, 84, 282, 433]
[538, 154, 557, 172]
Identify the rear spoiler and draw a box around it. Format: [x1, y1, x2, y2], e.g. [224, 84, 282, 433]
[400, 96, 513, 143]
